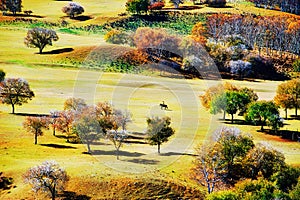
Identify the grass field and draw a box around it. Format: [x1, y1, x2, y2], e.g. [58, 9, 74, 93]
[1, 0, 300, 199]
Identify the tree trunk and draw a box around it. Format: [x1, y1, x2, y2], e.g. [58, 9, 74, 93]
[223, 110, 226, 120]
[12, 104, 15, 114]
[285, 108, 288, 120]
[87, 143, 91, 154]
[39, 48, 43, 54]
[116, 149, 119, 160]
[296, 105, 298, 117]
[158, 143, 160, 154]
[51, 188, 56, 200]
[53, 128, 56, 136]
[231, 114, 234, 124]
[35, 132, 38, 145]
[261, 124, 264, 132]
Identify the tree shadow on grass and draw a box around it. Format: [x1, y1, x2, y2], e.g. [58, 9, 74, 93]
[3, 13, 44, 18]
[72, 15, 93, 21]
[40, 143, 77, 149]
[58, 191, 91, 200]
[289, 115, 300, 120]
[41, 48, 74, 55]
[14, 113, 49, 117]
[125, 158, 159, 165]
[85, 150, 145, 157]
[160, 152, 198, 157]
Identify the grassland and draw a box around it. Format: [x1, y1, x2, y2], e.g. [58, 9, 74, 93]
[0, 0, 300, 199]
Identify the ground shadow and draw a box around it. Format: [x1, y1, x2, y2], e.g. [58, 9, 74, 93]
[41, 48, 74, 55]
[58, 191, 91, 200]
[262, 129, 300, 141]
[221, 119, 250, 125]
[87, 150, 145, 157]
[72, 15, 93, 21]
[162, 5, 203, 11]
[289, 115, 300, 120]
[40, 143, 77, 149]
[14, 113, 49, 117]
[3, 13, 44, 18]
[160, 152, 198, 157]
[125, 158, 159, 165]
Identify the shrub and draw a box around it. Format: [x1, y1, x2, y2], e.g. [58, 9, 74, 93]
[207, 0, 226, 7]
[206, 190, 239, 200]
[226, 60, 253, 78]
[292, 59, 300, 72]
[0, 172, 13, 190]
[104, 29, 133, 46]
[148, 1, 165, 10]
[0, 69, 5, 82]
[62, 2, 84, 18]
[126, 0, 149, 14]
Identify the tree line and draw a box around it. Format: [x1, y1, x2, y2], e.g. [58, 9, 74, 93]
[248, 0, 300, 15]
[203, 14, 300, 57]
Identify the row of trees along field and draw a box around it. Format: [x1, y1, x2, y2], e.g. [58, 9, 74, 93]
[248, 0, 300, 15]
[200, 80, 300, 133]
[22, 98, 175, 158]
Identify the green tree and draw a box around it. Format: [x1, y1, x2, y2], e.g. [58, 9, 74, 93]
[267, 114, 284, 134]
[125, 0, 149, 15]
[193, 127, 254, 192]
[73, 106, 101, 153]
[24, 28, 59, 54]
[146, 116, 175, 154]
[0, 0, 22, 15]
[243, 143, 285, 179]
[0, 78, 34, 114]
[23, 117, 49, 145]
[245, 101, 279, 131]
[24, 161, 69, 200]
[272, 165, 300, 193]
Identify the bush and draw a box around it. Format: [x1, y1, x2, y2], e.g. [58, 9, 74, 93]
[292, 59, 300, 72]
[0, 69, 5, 82]
[0, 172, 13, 190]
[62, 2, 84, 18]
[226, 60, 253, 78]
[126, 0, 149, 14]
[104, 29, 133, 46]
[207, 0, 226, 7]
[207, 190, 239, 200]
[148, 1, 165, 10]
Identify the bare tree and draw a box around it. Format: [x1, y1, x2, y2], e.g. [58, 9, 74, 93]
[63, 97, 87, 112]
[23, 161, 69, 200]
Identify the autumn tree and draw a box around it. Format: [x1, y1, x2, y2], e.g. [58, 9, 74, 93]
[62, 2, 84, 18]
[55, 110, 75, 142]
[0, 69, 5, 82]
[24, 28, 59, 54]
[24, 161, 69, 200]
[274, 79, 300, 118]
[95, 102, 115, 135]
[133, 27, 181, 60]
[0, 0, 22, 15]
[107, 109, 132, 159]
[146, 116, 175, 154]
[245, 101, 280, 131]
[0, 78, 34, 114]
[73, 106, 101, 153]
[63, 97, 87, 112]
[48, 110, 60, 136]
[23, 117, 49, 145]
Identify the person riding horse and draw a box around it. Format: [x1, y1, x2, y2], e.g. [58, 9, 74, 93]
[159, 101, 168, 110]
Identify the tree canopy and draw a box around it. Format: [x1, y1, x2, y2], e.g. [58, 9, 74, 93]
[24, 28, 59, 54]
[0, 78, 34, 114]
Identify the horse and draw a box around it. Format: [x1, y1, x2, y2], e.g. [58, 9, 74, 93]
[159, 101, 168, 110]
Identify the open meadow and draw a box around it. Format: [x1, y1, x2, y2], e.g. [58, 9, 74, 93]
[0, 0, 300, 199]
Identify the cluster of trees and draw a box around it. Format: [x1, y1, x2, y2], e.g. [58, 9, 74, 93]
[23, 97, 175, 158]
[0, 0, 22, 15]
[200, 82, 287, 133]
[194, 127, 300, 199]
[248, 0, 300, 15]
[62, 2, 84, 18]
[202, 14, 300, 57]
